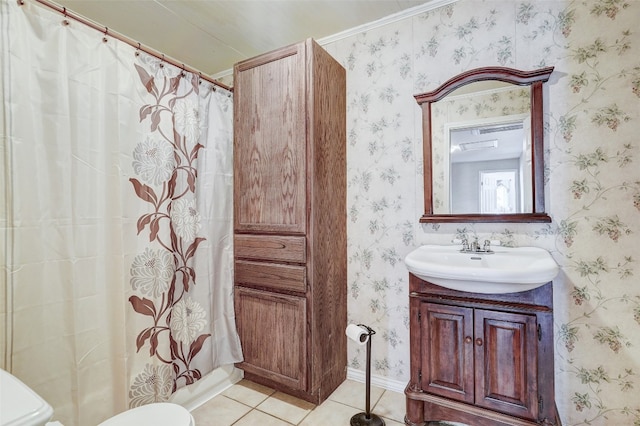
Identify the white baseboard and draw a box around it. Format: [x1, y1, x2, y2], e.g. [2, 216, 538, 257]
[346, 367, 407, 394]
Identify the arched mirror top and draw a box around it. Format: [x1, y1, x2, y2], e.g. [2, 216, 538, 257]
[415, 66, 554, 223]
[415, 66, 554, 104]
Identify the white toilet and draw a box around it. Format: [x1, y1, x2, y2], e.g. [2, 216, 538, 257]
[0, 368, 53, 426]
[96, 402, 195, 426]
[0, 369, 195, 426]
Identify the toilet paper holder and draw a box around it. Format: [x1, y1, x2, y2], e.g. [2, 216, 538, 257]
[346, 323, 374, 345]
[346, 324, 385, 426]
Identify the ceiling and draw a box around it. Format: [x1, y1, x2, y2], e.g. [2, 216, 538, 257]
[51, 0, 437, 79]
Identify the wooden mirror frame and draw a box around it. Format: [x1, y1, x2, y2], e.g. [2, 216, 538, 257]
[415, 66, 554, 223]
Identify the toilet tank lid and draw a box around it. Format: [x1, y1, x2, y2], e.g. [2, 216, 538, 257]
[97, 403, 194, 426]
[0, 369, 53, 426]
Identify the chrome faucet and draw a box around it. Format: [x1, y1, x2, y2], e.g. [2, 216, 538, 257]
[461, 237, 470, 252]
[471, 237, 480, 252]
[459, 236, 494, 254]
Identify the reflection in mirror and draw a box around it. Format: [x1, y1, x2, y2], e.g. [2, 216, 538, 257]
[415, 66, 554, 223]
[450, 118, 529, 214]
[432, 81, 532, 214]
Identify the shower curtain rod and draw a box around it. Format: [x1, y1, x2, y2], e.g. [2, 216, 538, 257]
[23, 0, 233, 93]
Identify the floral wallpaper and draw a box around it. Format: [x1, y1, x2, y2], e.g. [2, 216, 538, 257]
[319, 0, 640, 424]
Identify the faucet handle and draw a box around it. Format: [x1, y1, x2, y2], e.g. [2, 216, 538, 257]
[483, 239, 492, 252]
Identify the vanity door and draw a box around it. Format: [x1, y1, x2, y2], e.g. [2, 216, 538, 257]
[474, 309, 538, 420]
[421, 302, 539, 420]
[421, 302, 474, 403]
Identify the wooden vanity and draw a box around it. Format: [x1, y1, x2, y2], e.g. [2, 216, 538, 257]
[405, 273, 561, 426]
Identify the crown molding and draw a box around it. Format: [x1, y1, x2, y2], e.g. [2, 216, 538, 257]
[211, 0, 458, 81]
[317, 0, 458, 46]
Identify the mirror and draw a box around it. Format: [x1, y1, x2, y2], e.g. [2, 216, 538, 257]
[415, 66, 554, 223]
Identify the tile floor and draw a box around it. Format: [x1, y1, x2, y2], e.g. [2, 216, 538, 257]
[191, 379, 407, 426]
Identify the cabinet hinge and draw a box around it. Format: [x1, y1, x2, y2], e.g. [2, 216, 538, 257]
[418, 311, 421, 321]
[418, 370, 422, 382]
[537, 324, 542, 341]
[538, 394, 543, 412]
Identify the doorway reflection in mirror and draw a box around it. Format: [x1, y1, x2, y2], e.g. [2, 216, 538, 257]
[448, 116, 529, 215]
[480, 171, 518, 214]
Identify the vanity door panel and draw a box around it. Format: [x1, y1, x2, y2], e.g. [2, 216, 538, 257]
[474, 309, 538, 420]
[421, 302, 474, 403]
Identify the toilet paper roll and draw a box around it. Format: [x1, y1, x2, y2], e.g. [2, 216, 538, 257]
[346, 324, 369, 345]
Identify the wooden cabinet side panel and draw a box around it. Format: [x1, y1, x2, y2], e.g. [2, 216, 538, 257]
[422, 303, 474, 403]
[233, 44, 306, 234]
[306, 40, 347, 393]
[536, 312, 557, 423]
[474, 309, 538, 420]
[234, 287, 307, 391]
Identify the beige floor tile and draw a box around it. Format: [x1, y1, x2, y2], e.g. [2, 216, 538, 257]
[256, 391, 316, 424]
[233, 409, 295, 426]
[327, 379, 385, 411]
[222, 379, 276, 407]
[372, 389, 406, 423]
[299, 400, 361, 426]
[191, 395, 251, 426]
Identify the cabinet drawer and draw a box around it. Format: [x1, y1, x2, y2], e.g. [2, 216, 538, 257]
[235, 234, 306, 263]
[235, 260, 306, 293]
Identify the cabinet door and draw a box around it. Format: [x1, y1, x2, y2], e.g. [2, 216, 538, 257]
[474, 309, 538, 420]
[233, 43, 307, 234]
[421, 303, 474, 403]
[234, 286, 307, 391]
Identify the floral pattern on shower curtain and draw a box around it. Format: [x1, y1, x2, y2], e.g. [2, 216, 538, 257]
[125, 58, 237, 406]
[2, 1, 241, 421]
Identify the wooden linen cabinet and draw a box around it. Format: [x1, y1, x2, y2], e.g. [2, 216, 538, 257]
[232, 38, 347, 404]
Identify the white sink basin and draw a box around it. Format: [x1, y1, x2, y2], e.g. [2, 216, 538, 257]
[404, 245, 559, 294]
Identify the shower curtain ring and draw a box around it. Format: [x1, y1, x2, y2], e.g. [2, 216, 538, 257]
[61, 7, 69, 25]
[102, 27, 109, 43]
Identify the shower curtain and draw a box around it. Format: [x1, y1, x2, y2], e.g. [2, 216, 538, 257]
[0, 1, 242, 424]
